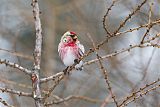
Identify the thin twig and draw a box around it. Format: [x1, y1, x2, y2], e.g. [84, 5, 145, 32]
[88, 34, 118, 107]
[40, 72, 63, 83]
[0, 59, 32, 75]
[43, 75, 64, 100]
[0, 97, 14, 107]
[113, 0, 147, 35]
[120, 84, 160, 107]
[119, 78, 160, 107]
[84, 33, 160, 66]
[40, 1, 156, 86]
[115, 19, 160, 36]
[141, 2, 153, 43]
[0, 87, 32, 97]
[40, 33, 160, 89]
[103, 0, 117, 36]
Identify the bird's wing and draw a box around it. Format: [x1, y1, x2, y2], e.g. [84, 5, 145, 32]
[78, 43, 85, 57]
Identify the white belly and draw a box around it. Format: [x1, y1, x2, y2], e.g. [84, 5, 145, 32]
[63, 48, 76, 66]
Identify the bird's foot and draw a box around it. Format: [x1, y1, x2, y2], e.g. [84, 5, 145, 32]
[76, 67, 83, 71]
[74, 59, 79, 64]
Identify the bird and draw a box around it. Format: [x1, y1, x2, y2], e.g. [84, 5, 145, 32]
[58, 31, 85, 70]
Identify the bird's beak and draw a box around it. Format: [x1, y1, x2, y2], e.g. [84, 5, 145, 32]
[73, 35, 77, 41]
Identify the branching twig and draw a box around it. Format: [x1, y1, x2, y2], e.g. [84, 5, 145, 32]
[119, 78, 160, 107]
[43, 75, 64, 100]
[0, 59, 31, 75]
[113, 0, 147, 35]
[84, 0, 148, 62]
[39, 1, 157, 87]
[88, 34, 118, 107]
[103, 0, 117, 36]
[141, 3, 153, 43]
[120, 84, 160, 107]
[40, 33, 160, 105]
[84, 33, 160, 66]
[115, 19, 160, 36]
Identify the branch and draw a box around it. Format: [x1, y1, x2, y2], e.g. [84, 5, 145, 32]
[113, 0, 147, 35]
[40, 33, 160, 98]
[42, 63, 84, 99]
[115, 19, 160, 36]
[44, 95, 103, 106]
[119, 78, 160, 107]
[120, 84, 160, 107]
[31, 0, 43, 107]
[0, 97, 14, 107]
[84, 33, 160, 66]
[40, 33, 160, 87]
[87, 0, 147, 62]
[43, 74, 64, 100]
[0, 59, 32, 75]
[141, 2, 153, 43]
[41, 61, 84, 100]
[40, 61, 80, 83]
[0, 87, 32, 97]
[88, 34, 118, 107]
[40, 0, 153, 85]
[40, 72, 63, 83]
[103, 0, 117, 36]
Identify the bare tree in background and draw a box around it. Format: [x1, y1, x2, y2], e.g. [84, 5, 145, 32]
[0, 0, 160, 107]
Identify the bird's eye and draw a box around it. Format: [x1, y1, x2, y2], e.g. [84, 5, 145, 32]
[63, 38, 67, 42]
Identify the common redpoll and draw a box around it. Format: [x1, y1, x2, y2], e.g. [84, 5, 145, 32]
[58, 31, 85, 70]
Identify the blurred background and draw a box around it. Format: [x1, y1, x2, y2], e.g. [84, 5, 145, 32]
[0, 0, 160, 107]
